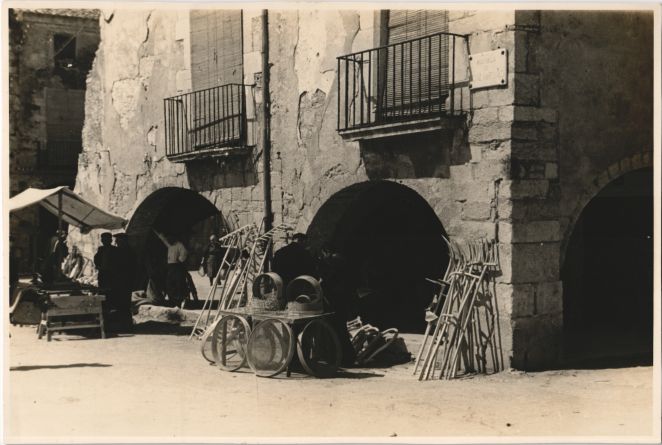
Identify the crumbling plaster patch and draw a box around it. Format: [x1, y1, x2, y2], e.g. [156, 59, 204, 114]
[111, 78, 141, 130]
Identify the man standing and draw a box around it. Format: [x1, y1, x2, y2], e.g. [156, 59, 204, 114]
[94, 232, 118, 320]
[153, 230, 188, 307]
[202, 234, 225, 285]
[113, 233, 136, 330]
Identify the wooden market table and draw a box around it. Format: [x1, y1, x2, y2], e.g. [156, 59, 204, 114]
[37, 292, 106, 341]
[205, 308, 342, 378]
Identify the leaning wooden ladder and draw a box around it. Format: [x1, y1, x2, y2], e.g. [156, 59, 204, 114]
[189, 224, 256, 339]
[195, 223, 291, 362]
[415, 238, 503, 380]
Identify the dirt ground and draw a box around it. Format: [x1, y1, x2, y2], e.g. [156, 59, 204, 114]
[5, 318, 658, 443]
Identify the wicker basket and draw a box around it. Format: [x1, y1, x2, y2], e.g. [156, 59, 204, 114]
[250, 272, 285, 311]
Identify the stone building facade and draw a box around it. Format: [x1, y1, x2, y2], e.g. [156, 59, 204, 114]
[69, 8, 654, 370]
[8, 9, 100, 272]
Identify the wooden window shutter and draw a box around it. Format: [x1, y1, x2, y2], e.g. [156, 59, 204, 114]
[190, 10, 243, 91]
[45, 88, 85, 140]
[381, 10, 449, 118]
[44, 88, 85, 166]
[188, 10, 244, 150]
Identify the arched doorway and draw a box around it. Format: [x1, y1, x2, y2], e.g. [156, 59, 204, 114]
[561, 167, 653, 367]
[126, 187, 224, 290]
[307, 181, 449, 333]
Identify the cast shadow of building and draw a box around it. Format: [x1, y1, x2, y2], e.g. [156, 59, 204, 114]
[358, 122, 470, 180]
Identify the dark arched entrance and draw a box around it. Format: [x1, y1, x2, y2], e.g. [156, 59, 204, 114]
[562, 167, 653, 367]
[307, 181, 449, 333]
[126, 187, 223, 289]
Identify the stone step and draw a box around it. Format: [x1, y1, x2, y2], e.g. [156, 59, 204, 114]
[133, 304, 202, 326]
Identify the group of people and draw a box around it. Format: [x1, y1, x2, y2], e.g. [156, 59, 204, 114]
[94, 232, 136, 330]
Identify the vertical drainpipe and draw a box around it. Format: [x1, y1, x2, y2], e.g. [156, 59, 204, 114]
[261, 9, 273, 234]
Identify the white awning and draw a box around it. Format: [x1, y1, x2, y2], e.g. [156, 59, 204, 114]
[9, 186, 126, 231]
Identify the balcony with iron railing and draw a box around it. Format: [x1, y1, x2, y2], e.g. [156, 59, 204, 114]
[337, 31, 468, 140]
[164, 83, 250, 162]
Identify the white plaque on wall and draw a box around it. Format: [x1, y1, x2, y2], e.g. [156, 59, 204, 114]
[469, 49, 508, 90]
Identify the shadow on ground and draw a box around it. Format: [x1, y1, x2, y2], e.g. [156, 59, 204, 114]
[10, 363, 112, 371]
[133, 321, 193, 336]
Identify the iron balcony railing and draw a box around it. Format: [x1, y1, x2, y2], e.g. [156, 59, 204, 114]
[337, 32, 465, 132]
[164, 83, 247, 159]
[40, 139, 82, 170]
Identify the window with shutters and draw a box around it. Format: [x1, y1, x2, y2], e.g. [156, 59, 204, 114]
[337, 9, 462, 136]
[43, 88, 85, 170]
[381, 10, 449, 119]
[164, 10, 248, 161]
[190, 10, 243, 90]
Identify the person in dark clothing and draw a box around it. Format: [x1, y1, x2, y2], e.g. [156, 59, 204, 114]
[271, 233, 318, 293]
[183, 269, 199, 306]
[202, 234, 225, 285]
[113, 233, 135, 329]
[94, 233, 117, 289]
[318, 246, 359, 367]
[94, 232, 119, 320]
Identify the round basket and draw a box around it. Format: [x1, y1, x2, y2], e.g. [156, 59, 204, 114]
[246, 318, 294, 377]
[251, 272, 284, 311]
[286, 275, 324, 315]
[297, 318, 342, 378]
[211, 314, 251, 371]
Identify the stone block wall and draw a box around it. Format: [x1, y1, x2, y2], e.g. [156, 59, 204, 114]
[499, 10, 654, 369]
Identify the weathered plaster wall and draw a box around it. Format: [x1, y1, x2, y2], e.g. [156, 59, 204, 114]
[73, 9, 268, 258]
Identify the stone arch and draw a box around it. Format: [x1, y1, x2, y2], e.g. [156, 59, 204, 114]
[560, 166, 653, 366]
[306, 180, 449, 332]
[561, 151, 652, 265]
[125, 187, 225, 288]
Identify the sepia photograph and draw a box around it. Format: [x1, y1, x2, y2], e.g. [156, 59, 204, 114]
[3, 2, 660, 443]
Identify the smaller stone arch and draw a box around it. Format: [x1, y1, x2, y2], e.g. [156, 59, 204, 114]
[125, 187, 224, 289]
[560, 165, 653, 367]
[561, 151, 652, 265]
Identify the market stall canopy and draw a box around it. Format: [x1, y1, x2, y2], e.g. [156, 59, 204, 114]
[9, 186, 127, 231]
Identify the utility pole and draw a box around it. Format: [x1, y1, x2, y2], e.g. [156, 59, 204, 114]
[261, 9, 273, 234]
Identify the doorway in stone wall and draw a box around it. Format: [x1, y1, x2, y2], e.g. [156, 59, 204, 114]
[306, 180, 449, 333]
[561, 167, 653, 368]
[125, 187, 225, 305]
